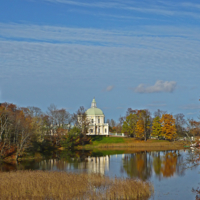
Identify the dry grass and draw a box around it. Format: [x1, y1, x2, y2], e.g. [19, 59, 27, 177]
[0, 171, 153, 200]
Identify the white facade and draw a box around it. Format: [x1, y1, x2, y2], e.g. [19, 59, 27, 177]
[86, 98, 109, 135]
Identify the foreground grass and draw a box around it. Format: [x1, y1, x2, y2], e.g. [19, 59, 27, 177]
[0, 171, 153, 200]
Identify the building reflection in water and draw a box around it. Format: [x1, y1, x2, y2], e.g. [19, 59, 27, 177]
[38, 155, 110, 175]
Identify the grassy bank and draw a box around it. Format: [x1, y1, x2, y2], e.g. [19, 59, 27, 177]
[0, 171, 153, 200]
[81, 136, 186, 150]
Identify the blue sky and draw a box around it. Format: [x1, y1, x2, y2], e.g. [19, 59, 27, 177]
[0, 0, 200, 120]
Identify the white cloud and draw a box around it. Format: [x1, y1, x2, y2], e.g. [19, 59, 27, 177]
[134, 80, 177, 93]
[106, 85, 114, 92]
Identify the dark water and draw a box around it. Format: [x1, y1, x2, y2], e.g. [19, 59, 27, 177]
[0, 149, 199, 200]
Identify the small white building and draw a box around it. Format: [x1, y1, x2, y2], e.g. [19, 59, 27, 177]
[86, 98, 109, 135]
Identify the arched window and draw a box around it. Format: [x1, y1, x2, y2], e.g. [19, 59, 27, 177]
[105, 128, 107, 133]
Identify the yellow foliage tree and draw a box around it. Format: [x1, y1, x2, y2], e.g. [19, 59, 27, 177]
[135, 119, 144, 139]
[160, 114, 177, 140]
[151, 116, 162, 138]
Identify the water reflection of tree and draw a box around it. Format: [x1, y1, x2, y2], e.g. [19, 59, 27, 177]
[153, 152, 162, 179]
[123, 151, 185, 181]
[161, 152, 177, 177]
[123, 152, 152, 181]
[153, 151, 185, 179]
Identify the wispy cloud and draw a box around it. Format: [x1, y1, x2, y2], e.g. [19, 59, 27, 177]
[106, 85, 114, 92]
[117, 107, 123, 109]
[181, 104, 200, 110]
[181, 2, 200, 9]
[134, 80, 177, 93]
[44, 0, 126, 11]
[147, 103, 167, 107]
[187, 112, 198, 115]
[0, 23, 200, 90]
[44, 0, 200, 18]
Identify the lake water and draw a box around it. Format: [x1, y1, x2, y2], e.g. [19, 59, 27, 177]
[0, 149, 199, 200]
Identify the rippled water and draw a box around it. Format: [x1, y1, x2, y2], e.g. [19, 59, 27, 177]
[0, 149, 199, 200]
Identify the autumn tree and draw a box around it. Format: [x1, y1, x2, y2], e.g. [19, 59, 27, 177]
[174, 113, 186, 137]
[47, 104, 71, 146]
[72, 106, 90, 146]
[0, 103, 41, 160]
[106, 118, 124, 133]
[187, 119, 200, 137]
[151, 116, 162, 138]
[14, 109, 39, 160]
[0, 103, 16, 158]
[135, 119, 144, 139]
[134, 110, 151, 140]
[106, 119, 117, 133]
[160, 114, 177, 140]
[154, 109, 167, 118]
[122, 113, 138, 137]
[139, 110, 151, 141]
[27, 106, 43, 118]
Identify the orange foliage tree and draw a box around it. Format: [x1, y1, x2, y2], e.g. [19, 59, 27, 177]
[135, 110, 151, 140]
[160, 114, 177, 140]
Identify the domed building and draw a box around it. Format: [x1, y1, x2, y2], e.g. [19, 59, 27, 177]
[86, 98, 109, 135]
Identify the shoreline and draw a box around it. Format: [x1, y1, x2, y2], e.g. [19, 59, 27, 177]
[79, 139, 188, 150]
[1, 140, 188, 162]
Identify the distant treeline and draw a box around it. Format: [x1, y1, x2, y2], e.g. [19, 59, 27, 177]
[107, 108, 200, 140]
[0, 103, 90, 160]
[0, 103, 199, 160]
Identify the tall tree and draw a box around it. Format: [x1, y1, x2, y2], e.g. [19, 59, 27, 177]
[122, 113, 138, 137]
[174, 113, 186, 137]
[154, 109, 167, 118]
[73, 106, 90, 142]
[135, 118, 145, 139]
[106, 119, 117, 133]
[187, 119, 200, 137]
[151, 116, 162, 138]
[160, 114, 177, 140]
[137, 110, 151, 141]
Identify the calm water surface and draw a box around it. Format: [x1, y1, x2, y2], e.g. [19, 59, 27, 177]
[0, 149, 199, 200]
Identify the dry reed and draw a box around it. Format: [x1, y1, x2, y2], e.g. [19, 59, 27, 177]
[0, 171, 153, 200]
